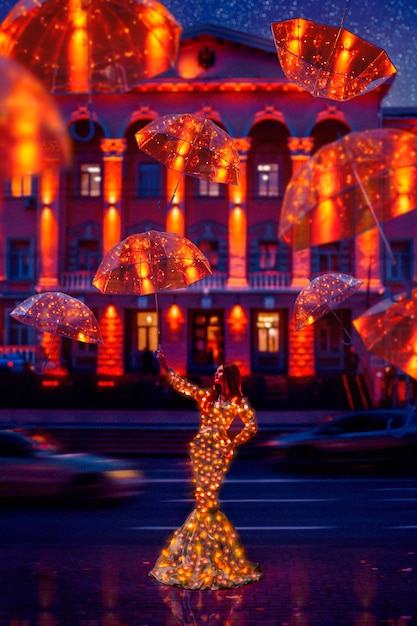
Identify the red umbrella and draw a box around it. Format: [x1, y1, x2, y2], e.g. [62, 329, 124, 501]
[271, 17, 396, 101]
[10, 291, 103, 373]
[0, 0, 182, 94]
[0, 56, 70, 181]
[353, 289, 417, 381]
[93, 230, 212, 296]
[279, 128, 417, 265]
[93, 230, 212, 348]
[135, 113, 240, 185]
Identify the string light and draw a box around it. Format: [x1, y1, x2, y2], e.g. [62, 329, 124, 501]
[150, 370, 263, 589]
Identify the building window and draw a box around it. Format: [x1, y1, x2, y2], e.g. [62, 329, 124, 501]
[8, 239, 34, 280]
[76, 240, 101, 272]
[198, 240, 219, 271]
[7, 174, 35, 198]
[137, 162, 160, 197]
[9, 317, 34, 345]
[80, 163, 102, 197]
[385, 241, 412, 283]
[256, 163, 279, 197]
[256, 311, 279, 353]
[259, 241, 278, 270]
[190, 311, 223, 370]
[311, 241, 354, 275]
[252, 310, 286, 372]
[197, 179, 221, 197]
[136, 311, 159, 351]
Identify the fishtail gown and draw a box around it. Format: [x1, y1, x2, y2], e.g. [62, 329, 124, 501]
[149, 370, 263, 590]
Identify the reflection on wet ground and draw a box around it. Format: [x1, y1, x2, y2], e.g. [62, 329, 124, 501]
[1, 543, 417, 625]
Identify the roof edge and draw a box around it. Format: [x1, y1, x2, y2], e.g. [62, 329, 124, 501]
[181, 22, 277, 54]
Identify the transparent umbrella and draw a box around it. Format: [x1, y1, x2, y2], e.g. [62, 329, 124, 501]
[10, 291, 103, 373]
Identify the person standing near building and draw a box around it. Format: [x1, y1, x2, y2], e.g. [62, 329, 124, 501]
[149, 349, 263, 590]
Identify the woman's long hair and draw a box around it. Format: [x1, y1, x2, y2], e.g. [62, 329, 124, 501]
[208, 362, 243, 403]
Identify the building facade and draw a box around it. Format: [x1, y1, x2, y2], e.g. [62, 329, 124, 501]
[1, 24, 416, 409]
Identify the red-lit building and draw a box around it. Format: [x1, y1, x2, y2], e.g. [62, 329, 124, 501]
[1, 23, 416, 409]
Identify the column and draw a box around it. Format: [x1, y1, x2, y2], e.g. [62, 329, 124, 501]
[37, 158, 61, 292]
[97, 138, 126, 377]
[227, 138, 251, 289]
[287, 137, 315, 379]
[287, 137, 315, 289]
[100, 138, 126, 255]
[36, 157, 67, 373]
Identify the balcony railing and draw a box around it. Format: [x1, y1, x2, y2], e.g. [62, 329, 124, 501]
[60, 271, 96, 292]
[249, 271, 292, 289]
[0, 345, 36, 363]
[60, 270, 292, 293]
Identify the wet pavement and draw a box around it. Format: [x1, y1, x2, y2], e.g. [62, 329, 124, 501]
[2, 542, 417, 625]
[2, 409, 417, 625]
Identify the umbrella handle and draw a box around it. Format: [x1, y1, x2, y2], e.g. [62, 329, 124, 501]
[34, 331, 56, 375]
[329, 308, 353, 345]
[157, 178, 180, 214]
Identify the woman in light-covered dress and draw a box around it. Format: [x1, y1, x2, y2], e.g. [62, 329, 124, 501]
[149, 350, 263, 590]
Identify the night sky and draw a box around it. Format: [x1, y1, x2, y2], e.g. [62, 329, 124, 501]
[0, 0, 415, 107]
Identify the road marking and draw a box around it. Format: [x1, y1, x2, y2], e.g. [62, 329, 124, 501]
[377, 498, 417, 501]
[163, 498, 337, 503]
[388, 525, 417, 529]
[129, 525, 336, 531]
[373, 487, 417, 491]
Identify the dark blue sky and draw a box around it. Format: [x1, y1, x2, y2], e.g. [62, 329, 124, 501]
[0, 0, 415, 107]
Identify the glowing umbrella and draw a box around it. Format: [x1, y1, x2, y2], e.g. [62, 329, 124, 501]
[0, 0, 182, 94]
[279, 128, 417, 264]
[353, 289, 417, 381]
[0, 56, 70, 181]
[10, 292, 103, 373]
[93, 230, 212, 295]
[353, 289, 417, 433]
[10, 292, 103, 343]
[271, 17, 396, 101]
[135, 113, 240, 185]
[294, 273, 363, 331]
[93, 230, 212, 347]
[294, 272, 362, 345]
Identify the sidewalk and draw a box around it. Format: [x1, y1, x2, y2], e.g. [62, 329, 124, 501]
[0, 408, 343, 454]
[0, 407, 341, 428]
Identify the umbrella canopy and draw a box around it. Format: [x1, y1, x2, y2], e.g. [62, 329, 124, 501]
[271, 17, 396, 101]
[0, 0, 181, 94]
[93, 230, 212, 295]
[279, 129, 417, 254]
[353, 289, 417, 380]
[294, 272, 363, 331]
[135, 113, 240, 185]
[10, 292, 103, 344]
[0, 56, 70, 181]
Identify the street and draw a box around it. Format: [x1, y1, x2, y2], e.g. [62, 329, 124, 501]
[2, 454, 417, 624]
[2, 454, 417, 546]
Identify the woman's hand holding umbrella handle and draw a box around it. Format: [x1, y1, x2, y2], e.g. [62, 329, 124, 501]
[155, 349, 169, 372]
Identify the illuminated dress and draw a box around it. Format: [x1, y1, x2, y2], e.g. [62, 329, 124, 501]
[149, 370, 263, 590]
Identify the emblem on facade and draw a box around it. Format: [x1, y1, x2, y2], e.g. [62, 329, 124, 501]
[198, 48, 216, 70]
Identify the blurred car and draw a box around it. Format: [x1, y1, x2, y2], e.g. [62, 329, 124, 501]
[0, 428, 144, 502]
[264, 409, 417, 470]
[0, 353, 33, 373]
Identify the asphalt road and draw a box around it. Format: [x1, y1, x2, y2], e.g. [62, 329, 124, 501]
[2, 454, 417, 546]
[2, 455, 417, 625]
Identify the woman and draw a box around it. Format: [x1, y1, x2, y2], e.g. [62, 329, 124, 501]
[149, 349, 263, 590]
